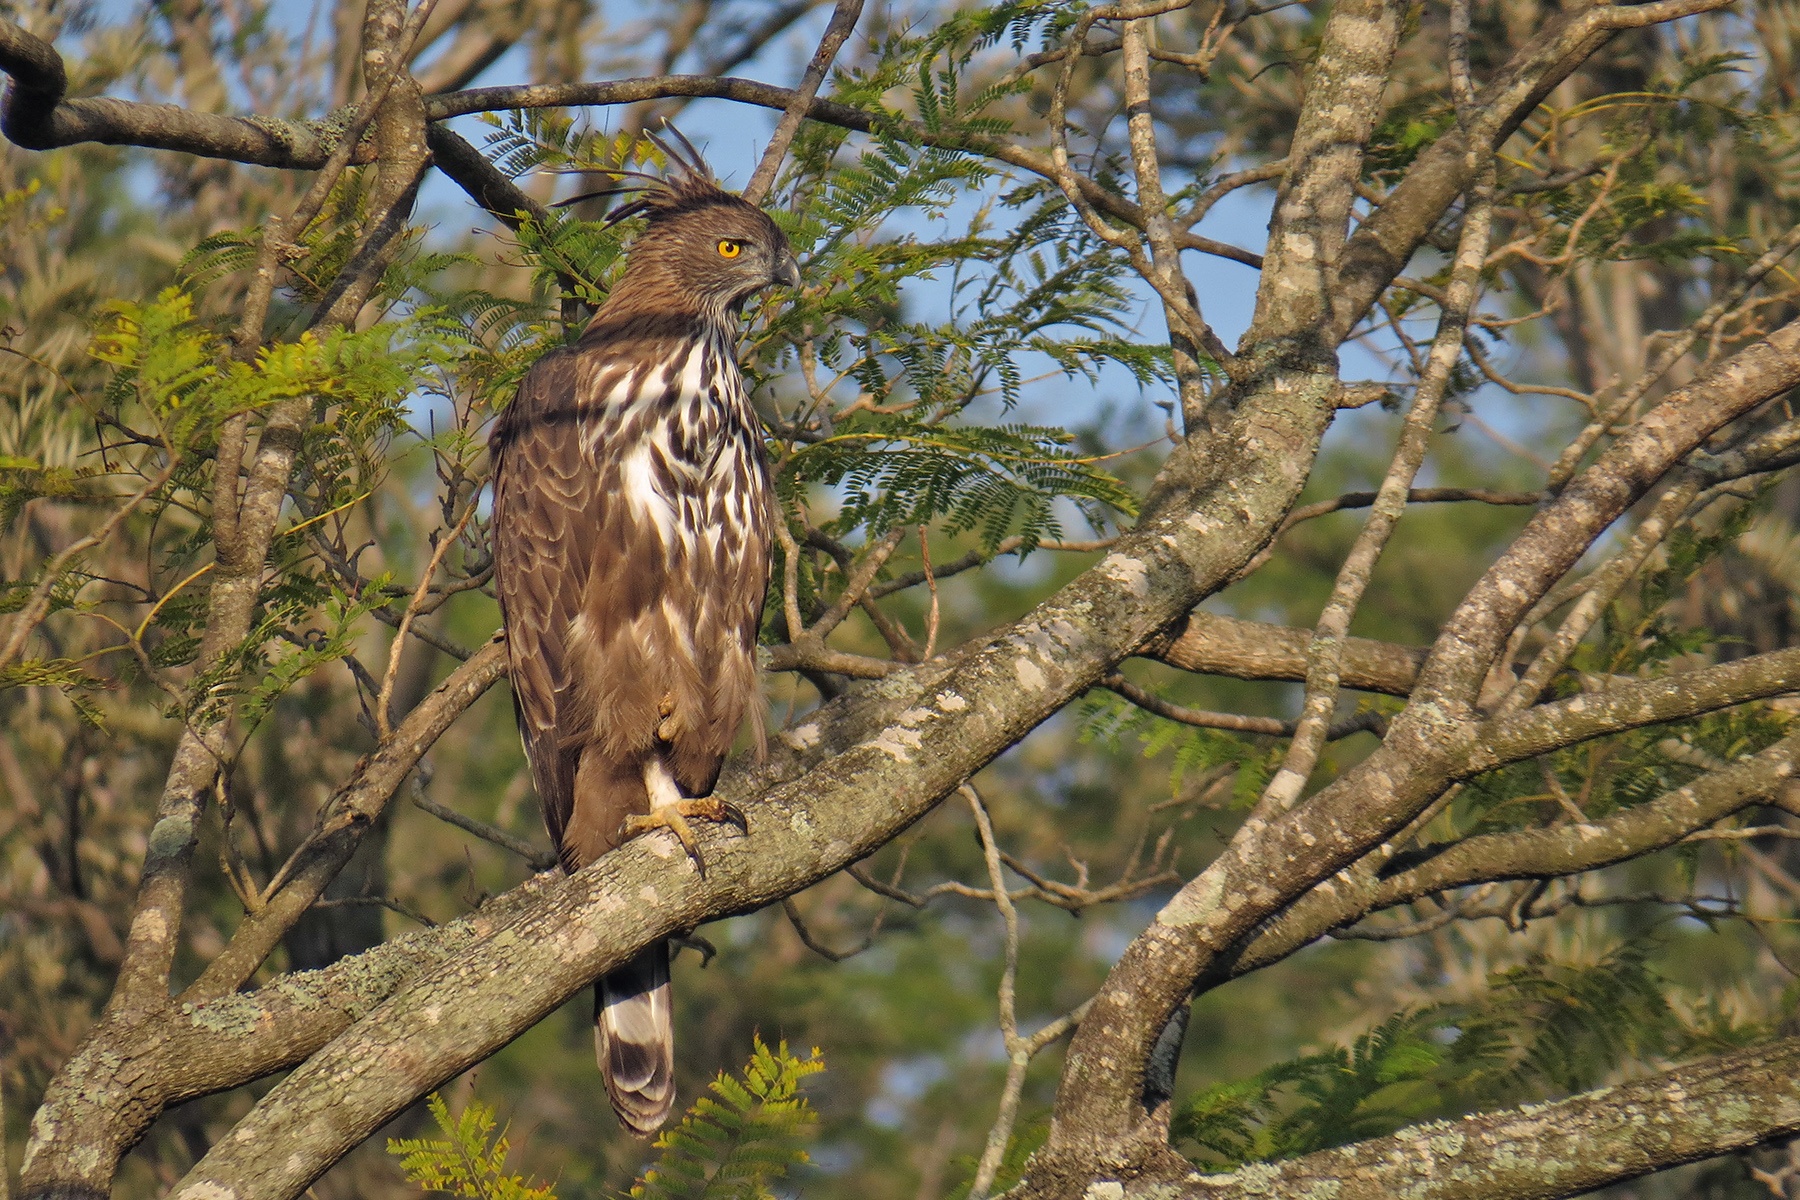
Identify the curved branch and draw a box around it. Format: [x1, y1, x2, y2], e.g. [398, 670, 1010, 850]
[1045, 299, 1800, 1176]
[425, 77, 1264, 265]
[1, 18, 377, 165]
[424, 124, 549, 227]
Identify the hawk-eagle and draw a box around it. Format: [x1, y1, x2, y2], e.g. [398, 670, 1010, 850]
[490, 140, 799, 1134]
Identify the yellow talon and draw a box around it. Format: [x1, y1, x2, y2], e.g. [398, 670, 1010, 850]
[619, 798, 747, 877]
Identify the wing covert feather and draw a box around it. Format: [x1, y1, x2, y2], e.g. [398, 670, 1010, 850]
[492, 347, 592, 853]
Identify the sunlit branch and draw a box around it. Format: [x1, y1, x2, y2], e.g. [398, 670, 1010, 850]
[1259, 163, 1494, 813]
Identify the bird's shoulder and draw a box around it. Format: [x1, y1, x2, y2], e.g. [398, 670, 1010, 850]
[490, 342, 582, 459]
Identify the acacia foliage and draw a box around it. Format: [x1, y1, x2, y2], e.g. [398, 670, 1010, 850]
[386, 1040, 822, 1200]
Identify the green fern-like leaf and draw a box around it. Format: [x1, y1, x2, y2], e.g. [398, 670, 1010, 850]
[630, 1036, 824, 1200]
[1172, 936, 1704, 1170]
[387, 1093, 556, 1200]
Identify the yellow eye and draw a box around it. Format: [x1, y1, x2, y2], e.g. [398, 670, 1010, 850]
[717, 239, 743, 259]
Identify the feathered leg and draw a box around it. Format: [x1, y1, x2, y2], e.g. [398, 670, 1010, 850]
[596, 942, 676, 1136]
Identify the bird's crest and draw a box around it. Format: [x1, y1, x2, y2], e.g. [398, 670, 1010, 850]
[553, 124, 743, 225]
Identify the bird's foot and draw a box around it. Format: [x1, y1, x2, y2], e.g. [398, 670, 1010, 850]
[619, 799, 747, 876]
[672, 932, 718, 966]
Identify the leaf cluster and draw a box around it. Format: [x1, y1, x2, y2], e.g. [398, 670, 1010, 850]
[631, 1036, 825, 1200]
[387, 1092, 556, 1200]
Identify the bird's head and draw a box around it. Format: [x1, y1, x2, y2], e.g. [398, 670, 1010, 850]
[604, 134, 801, 319]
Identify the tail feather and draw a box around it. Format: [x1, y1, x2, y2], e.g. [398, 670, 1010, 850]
[597, 942, 676, 1135]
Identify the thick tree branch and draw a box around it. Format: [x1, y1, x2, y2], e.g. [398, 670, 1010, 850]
[1, 18, 379, 165]
[1470, 645, 1800, 772]
[1416, 312, 1800, 709]
[1032, 0, 1405, 1175]
[156, 125, 1368, 1190]
[1140, 1036, 1800, 1200]
[1040, 302, 1800, 1189]
[424, 123, 549, 227]
[1244, 0, 1400, 353]
[16, 869, 567, 1200]
[1142, 611, 1427, 697]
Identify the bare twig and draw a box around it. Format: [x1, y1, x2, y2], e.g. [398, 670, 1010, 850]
[870, 536, 1111, 599]
[805, 527, 905, 640]
[847, 861, 929, 908]
[764, 641, 898, 678]
[782, 894, 889, 961]
[1278, 486, 1541, 534]
[1122, 10, 1217, 427]
[1229, 486, 1540, 586]
[964, 783, 1092, 1200]
[1258, 162, 1495, 814]
[919, 525, 941, 660]
[376, 504, 474, 738]
[1100, 672, 1388, 739]
[411, 773, 557, 871]
[1330, 885, 1745, 940]
[1684, 825, 1800, 843]
[0, 465, 174, 673]
[313, 894, 436, 927]
[741, 0, 864, 206]
[773, 512, 807, 642]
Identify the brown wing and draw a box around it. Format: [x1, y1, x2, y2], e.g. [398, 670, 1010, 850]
[491, 346, 594, 867]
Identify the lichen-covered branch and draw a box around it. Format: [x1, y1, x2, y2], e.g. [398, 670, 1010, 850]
[1471, 645, 1800, 771]
[1136, 1036, 1800, 1200]
[1037, 295, 1800, 1197]
[1224, 728, 1800, 979]
[1039, 0, 1404, 1168]
[1259, 164, 1493, 813]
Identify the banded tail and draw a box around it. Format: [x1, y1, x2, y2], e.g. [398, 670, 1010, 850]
[597, 941, 677, 1135]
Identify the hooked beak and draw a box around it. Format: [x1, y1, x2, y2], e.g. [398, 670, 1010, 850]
[772, 253, 801, 289]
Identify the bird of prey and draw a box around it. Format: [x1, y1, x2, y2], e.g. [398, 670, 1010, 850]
[490, 137, 800, 1134]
